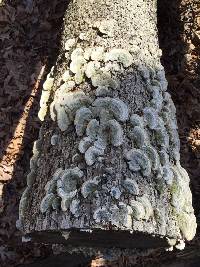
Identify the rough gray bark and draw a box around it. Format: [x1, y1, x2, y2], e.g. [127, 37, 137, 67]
[18, 0, 196, 252]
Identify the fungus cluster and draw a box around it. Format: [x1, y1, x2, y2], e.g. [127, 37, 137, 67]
[40, 167, 83, 216]
[76, 97, 128, 166]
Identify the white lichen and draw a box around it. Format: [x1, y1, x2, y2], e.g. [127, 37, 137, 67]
[91, 47, 105, 61]
[94, 19, 116, 37]
[85, 61, 100, 78]
[65, 38, 76, 51]
[91, 71, 118, 89]
[130, 200, 146, 220]
[40, 193, 55, 213]
[137, 196, 153, 220]
[126, 149, 152, 176]
[105, 49, 133, 68]
[177, 212, 197, 241]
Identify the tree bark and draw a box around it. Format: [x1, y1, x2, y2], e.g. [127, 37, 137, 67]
[18, 0, 196, 252]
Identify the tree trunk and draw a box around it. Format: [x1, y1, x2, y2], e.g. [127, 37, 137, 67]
[18, 0, 196, 252]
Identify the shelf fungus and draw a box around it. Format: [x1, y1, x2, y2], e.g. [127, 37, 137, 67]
[93, 97, 129, 122]
[122, 178, 140, 195]
[81, 176, 101, 198]
[74, 107, 93, 136]
[110, 203, 133, 228]
[129, 126, 148, 148]
[99, 119, 124, 147]
[126, 149, 151, 176]
[50, 90, 92, 132]
[84, 145, 104, 166]
[143, 107, 159, 130]
[93, 207, 110, 223]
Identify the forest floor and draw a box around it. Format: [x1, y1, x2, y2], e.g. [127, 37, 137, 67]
[0, 0, 199, 266]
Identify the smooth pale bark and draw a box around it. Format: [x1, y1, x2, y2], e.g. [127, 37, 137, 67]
[18, 0, 196, 251]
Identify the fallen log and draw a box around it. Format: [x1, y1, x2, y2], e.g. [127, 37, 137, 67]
[18, 0, 196, 252]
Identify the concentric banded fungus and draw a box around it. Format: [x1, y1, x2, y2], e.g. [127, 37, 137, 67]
[78, 137, 93, 153]
[95, 86, 111, 97]
[126, 149, 151, 176]
[99, 119, 123, 147]
[55, 167, 83, 212]
[137, 196, 153, 220]
[162, 166, 174, 185]
[40, 193, 55, 213]
[130, 114, 144, 127]
[51, 90, 92, 132]
[122, 178, 140, 195]
[110, 186, 121, 199]
[85, 61, 100, 78]
[143, 107, 159, 129]
[141, 145, 160, 171]
[91, 71, 118, 89]
[70, 199, 81, 217]
[93, 97, 129, 122]
[74, 107, 93, 136]
[129, 126, 148, 148]
[105, 49, 133, 68]
[93, 207, 110, 223]
[86, 119, 100, 140]
[51, 134, 59, 146]
[130, 200, 146, 220]
[81, 176, 100, 198]
[84, 145, 104, 166]
[111, 203, 132, 227]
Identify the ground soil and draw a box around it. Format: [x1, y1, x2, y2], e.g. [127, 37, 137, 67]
[0, 0, 199, 266]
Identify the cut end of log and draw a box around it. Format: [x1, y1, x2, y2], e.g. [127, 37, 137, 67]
[26, 229, 169, 249]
